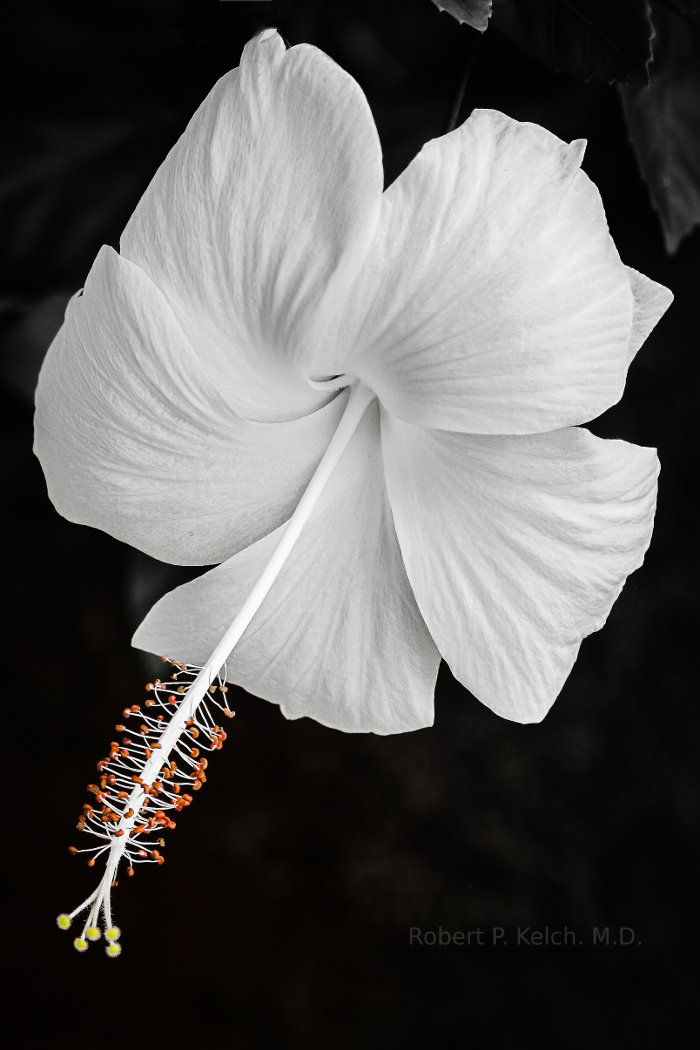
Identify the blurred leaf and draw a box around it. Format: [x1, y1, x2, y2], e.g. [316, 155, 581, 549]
[0, 0, 283, 300]
[656, 0, 700, 27]
[431, 0, 492, 32]
[0, 292, 71, 402]
[621, 10, 700, 251]
[494, 0, 653, 84]
[0, 110, 182, 297]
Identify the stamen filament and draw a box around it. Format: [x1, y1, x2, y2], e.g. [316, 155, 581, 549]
[58, 381, 375, 953]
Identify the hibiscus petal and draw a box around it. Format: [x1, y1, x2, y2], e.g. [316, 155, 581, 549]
[121, 29, 383, 422]
[326, 110, 664, 435]
[382, 414, 659, 722]
[626, 266, 674, 357]
[34, 246, 348, 566]
[133, 403, 440, 734]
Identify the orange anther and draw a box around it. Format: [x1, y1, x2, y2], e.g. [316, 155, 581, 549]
[114, 829, 124, 837]
[192, 780, 203, 791]
[190, 748, 199, 758]
[68, 846, 77, 855]
[115, 724, 126, 733]
[132, 776, 144, 784]
[189, 728, 199, 740]
[124, 808, 134, 819]
[128, 867, 135, 877]
[87, 857, 95, 868]
[131, 704, 140, 713]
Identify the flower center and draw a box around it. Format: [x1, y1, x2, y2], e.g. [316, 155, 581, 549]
[308, 372, 351, 392]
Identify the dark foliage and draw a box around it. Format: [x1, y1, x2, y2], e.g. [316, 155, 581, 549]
[431, 0, 493, 32]
[622, 8, 700, 250]
[492, 0, 654, 84]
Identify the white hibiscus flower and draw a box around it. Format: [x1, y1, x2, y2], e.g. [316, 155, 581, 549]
[37, 29, 671, 950]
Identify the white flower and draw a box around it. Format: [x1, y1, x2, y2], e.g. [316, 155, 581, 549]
[35, 29, 672, 734]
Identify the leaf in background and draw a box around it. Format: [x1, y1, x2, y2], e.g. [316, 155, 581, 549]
[0, 292, 71, 402]
[0, 0, 272, 299]
[494, 0, 653, 84]
[431, 0, 493, 32]
[621, 10, 700, 252]
[656, 0, 700, 28]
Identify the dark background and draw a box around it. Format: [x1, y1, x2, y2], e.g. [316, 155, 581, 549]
[3, 1, 697, 1046]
